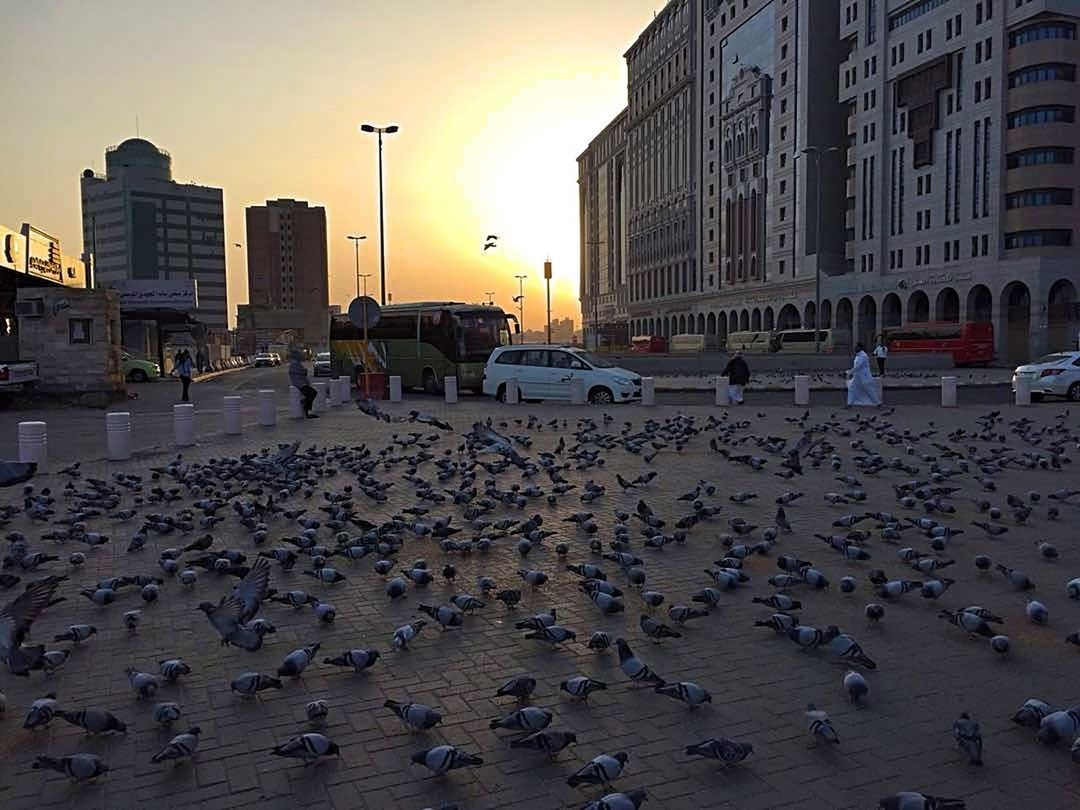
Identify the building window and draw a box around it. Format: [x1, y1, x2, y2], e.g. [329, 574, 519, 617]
[1008, 105, 1076, 128]
[1006, 147, 1075, 168]
[1009, 63, 1077, 87]
[69, 318, 93, 344]
[1010, 22, 1076, 47]
[1006, 188, 1074, 208]
[1004, 229, 1072, 248]
[888, 0, 950, 31]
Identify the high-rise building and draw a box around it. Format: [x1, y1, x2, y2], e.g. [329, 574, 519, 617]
[838, 0, 1080, 358]
[80, 138, 227, 332]
[579, 0, 1080, 357]
[578, 110, 628, 348]
[238, 198, 329, 350]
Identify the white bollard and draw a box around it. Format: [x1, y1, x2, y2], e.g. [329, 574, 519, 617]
[311, 382, 327, 413]
[941, 376, 958, 408]
[338, 378, 351, 405]
[714, 377, 730, 406]
[570, 377, 587, 405]
[794, 375, 810, 406]
[17, 421, 47, 466]
[106, 412, 131, 461]
[445, 375, 459, 404]
[173, 404, 195, 447]
[874, 377, 884, 404]
[1015, 375, 1032, 406]
[288, 386, 305, 419]
[389, 375, 403, 402]
[504, 378, 519, 405]
[258, 389, 276, 426]
[223, 396, 242, 435]
[641, 377, 656, 406]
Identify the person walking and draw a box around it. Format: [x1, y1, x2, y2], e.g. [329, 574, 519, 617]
[289, 349, 318, 419]
[175, 349, 194, 402]
[846, 342, 881, 407]
[872, 337, 888, 376]
[722, 350, 750, 405]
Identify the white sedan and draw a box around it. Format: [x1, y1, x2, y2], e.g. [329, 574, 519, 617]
[1012, 351, 1080, 402]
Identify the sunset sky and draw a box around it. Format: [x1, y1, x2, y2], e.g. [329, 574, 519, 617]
[1, 0, 664, 329]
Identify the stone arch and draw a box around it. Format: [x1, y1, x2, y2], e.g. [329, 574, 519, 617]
[882, 293, 902, 329]
[857, 295, 878, 348]
[751, 308, 762, 331]
[1047, 278, 1078, 352]
[763, 306, 775, 331]
[706, 313, 716, 335]
[777, 304, 801, 330]
[739, 310, 750, 331]
[677, 314, 687, 334]
[718, 312, 728, 340]
[835, 297, 854, 336]
[820, 300, 833, 329]
[967, 284, 993, 323]
[935, 287, 960, 322]
[907, 290, 930, 323]
[696, 313, 706, 334]
[1000, 281, 1031, 362]
[803, 301, 817, 329]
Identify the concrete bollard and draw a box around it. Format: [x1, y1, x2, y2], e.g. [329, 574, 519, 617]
[504, 378, 519, 405]
[311, 382, 327, 413]
[641, 377, 656, 406]
[794, 375, 810, 406]
[1015, 376, 1031, 406]
[17, 421, 47, 466]
[106, 412, 131, 461]
[258, 390, 276, 426]
[874, 377, 884, 404]
[941, 376, 958, 408]
[324, 380, 338, 408]
[389, 375, 403, 402]
[570, 377, 587, 405]
[445, 376, 459, 404]
[223, 396, 242, 435]
[714, 377, 730, 406]
[338, 378, 351, 405]
[288, 386, 305, 419]
[173, 404, 195, 447]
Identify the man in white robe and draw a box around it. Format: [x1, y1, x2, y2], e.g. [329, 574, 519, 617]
[847, 343, 881, 407]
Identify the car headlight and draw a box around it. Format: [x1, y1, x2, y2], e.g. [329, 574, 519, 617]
[612, 376, 634, 386]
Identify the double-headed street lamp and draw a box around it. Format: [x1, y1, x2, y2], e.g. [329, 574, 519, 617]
[798, 145, 841, 353]
[346, 234, 367, 299]
[359, 123, 399, 306]
[513, 274, 528, 336]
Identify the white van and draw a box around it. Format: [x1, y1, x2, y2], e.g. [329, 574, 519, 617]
[726, 331, 774, 352]
[482, 345, 642, 404]
[773, 329, 851, 354]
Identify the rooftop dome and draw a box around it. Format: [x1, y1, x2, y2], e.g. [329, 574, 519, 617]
[105, 137, 172, 182]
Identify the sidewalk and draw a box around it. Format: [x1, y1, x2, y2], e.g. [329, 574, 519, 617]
[655, 367, 1014, 391]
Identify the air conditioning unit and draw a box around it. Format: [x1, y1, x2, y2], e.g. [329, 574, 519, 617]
[15, 299, 45, 317]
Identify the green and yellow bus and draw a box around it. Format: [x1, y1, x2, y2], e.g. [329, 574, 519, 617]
[329, 301, 518, 394]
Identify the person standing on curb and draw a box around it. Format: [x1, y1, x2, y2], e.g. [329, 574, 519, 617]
[722, 350, 750, 405]
[289, 348, 319, 419]
[873, 336, 888, 376]
[175, 349, 194, 402]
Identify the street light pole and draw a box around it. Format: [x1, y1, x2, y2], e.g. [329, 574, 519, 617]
[483, 291, 495, 306]
[800, 146, 840, 353]
[514, 274, 527, 336]
[359, 274, 372, 297]
[544, 260, 552, 344]
[360, 123, 400, 306]
[346, 234, 367, 299]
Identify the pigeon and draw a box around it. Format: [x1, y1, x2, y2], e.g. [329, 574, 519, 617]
[806, 703, 839, 744]
[159, 658, 191, 682]
[952, 713, 983, 765]
[616, 638, 665, 686]
[230, 671, 283, 696]
[581, 790, 648, 810]
[23, 693, 59, 729]
[1011, 698, 1052, 727]
[277, 643, 320, 677]
[654, 681, 711, 709]
[843, 670, 869, 706]
[509, 730, 577, 757]
[0, 575, 65, 674]
[410, 744, 483, 775]
[32, 753, 109, 782]
[151, 726, 201, 764]
[685, 737, 754, 765]
[561, 675, 608, 700]
[639, 614, 682, 642]
[385, 699, 443, 732]
[1026, 600, 1049, 625]
[496, 676, 537, 701]
[126, 668, 159, 699]
[567, 751, 630, 787]
[153, 702, 181, 726]
[60, 708, 127, 735]
[393, 620, 427, 650]
[323, 649, 380, 673]
[272, 732, 340, 764]
[306, 699, 329, 722]
[877, 794, 966, 810]
[489, 706, 552, 733]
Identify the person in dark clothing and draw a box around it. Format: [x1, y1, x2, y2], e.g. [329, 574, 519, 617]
[288, 350, 318, 418]
[175, 350, 194, 402]
[722, 350, 750, 404]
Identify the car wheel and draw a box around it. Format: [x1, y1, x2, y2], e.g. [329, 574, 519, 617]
[1068, 382, 1080, 402]
[588, 386, 614, 405]
[422, 369, 440, 395]
[1031, 392, 1044, 402]
[128, 369, 148, 383]
[495, 383, 506, 402]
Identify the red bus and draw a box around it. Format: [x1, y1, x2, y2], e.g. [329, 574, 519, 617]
[631, 335, 667, 353]
[884, 321, 994, 366]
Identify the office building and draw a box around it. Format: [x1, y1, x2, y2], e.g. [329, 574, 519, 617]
[237, 198, 329, 352]
[80, 138, 228, 333]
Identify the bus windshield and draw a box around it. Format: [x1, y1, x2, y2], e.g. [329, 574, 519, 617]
[455, 310, 512, 361]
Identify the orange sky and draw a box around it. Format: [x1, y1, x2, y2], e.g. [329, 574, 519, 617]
[0, 0, 664, 328]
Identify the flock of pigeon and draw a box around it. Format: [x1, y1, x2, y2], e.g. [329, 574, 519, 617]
[1, 400, 1079, 809]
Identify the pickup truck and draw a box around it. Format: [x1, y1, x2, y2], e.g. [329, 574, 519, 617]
[0, 361, 38, 406]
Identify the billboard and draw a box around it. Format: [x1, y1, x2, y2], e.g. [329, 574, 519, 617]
[112, 279, 198, 311]
[1, 226, 23, 272]
[23, 224, 64, 284]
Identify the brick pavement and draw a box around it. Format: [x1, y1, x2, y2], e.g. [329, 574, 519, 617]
[1, 399, 1079, 810]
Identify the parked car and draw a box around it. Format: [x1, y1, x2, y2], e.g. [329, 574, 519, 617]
[483, 345, 641, 404]
[121, 352, 160, 382]
[253, 352, 276, 367]
[270, 352, 282, 366]
[313, 351, 332, 377]
[1012, 351, 1080, 402]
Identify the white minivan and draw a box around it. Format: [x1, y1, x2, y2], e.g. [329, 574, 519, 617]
[483, 345, 642, 404]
